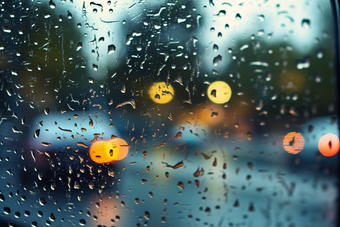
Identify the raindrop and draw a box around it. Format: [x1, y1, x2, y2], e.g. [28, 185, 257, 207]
[316, 49, 323, 59]
[314, 74, 321, 83]
[213, 55, 222, 66]
[256, 100, 263, 111]
[44, 108, 49, 115]
[3, 207, 11, 214]
[216, 10, 226, 16]
[235, 13, 242, 21]
[178, 17, 186, 23]
[3, 25, 11, 33]
[168, 112, 173, 121]
[98, 37, 105, 43]
[246, 132, 252, 140]
[213, 44, 219, 51]
[175, 132, 182, 139]
[144, 211, 150, 220]
[34, 129, 40, 138]
[210, 89, 217, 97]
[121, 84, 126, 93]
[302, 19, 311, 30]
[79, 219, 86, 226]
[258, 14, 265, 22]
[49, 213, 56, 221]
[177, 181, 184, 189]
[49, 0, 56, 9]
[24, 211, 30, 217]
[39, 197, 47, 206]
[212, 158, 217, 166]
[93, 64, 98, 71]
[50, 182, 56, 190]
[76, 42, 82, 51]
[266, 72, 272, 81]
[108, 44, 116, 54]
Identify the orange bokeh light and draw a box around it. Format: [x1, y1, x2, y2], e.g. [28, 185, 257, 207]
[106, 138, 129, 161]
[283, 132, 305, 154]
[318, 133, 339, 157]
[89, 138, 129, 164]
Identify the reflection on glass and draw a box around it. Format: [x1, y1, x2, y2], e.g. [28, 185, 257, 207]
[0, 0, 338, 226]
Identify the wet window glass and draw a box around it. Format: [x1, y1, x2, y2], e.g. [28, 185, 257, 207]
[0, 0, 339, 226]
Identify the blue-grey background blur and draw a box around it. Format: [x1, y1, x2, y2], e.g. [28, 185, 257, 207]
[0, 0, 338, 226]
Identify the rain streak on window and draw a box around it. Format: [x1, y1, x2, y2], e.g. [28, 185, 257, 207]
[0, 0, 339, 227]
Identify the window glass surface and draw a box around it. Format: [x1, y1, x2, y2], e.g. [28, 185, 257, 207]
[0, 0, 339, 226]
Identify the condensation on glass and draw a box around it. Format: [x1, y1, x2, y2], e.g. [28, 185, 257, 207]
[0, 0, 338, 226]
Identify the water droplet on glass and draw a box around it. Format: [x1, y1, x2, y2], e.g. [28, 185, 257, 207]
[315, 74, 321, 83]
[178, 17, 186, 23]
[121, 84, 126, 93]
[177, 181, 184, 189]
[247, 162, 253, 170]
[108, 44, 116, 54]
[3, 207, 11, 214]
[89, 181, 94, 189]
[76, 42, 82, 51]
[3, 25, 12, 33]
[302, 19, 311, 30]
[258, 14, 265, 22]
[213, 55, 222, 66]
[175, 132, 182, 139]
[235, 13, 242, 21]
[49, 0, 56, 9]
[144, 211, 150, 220]
[246, 132, 252, 140]
[316, 49, 323, 59]
[256, 99, 263, 111]
[217, 10, 226, 16]
[98, 37, 105, 43]
[213, 44, 219, 52]
[79, 219, 86, 226]
[266, 72, 272, 81]
[39, 197, 47, 206]
[50, 182, 56, 190]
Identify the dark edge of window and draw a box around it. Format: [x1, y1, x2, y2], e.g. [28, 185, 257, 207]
[330, 0, 340, 227]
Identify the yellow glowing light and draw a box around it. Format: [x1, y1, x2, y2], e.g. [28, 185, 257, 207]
[318, 133, 339, 157]
[149, 82, 174, 104]
[89, 139, 129, 164]
[207, 81, 232, 104]
[283, 132, 305, 154]
[106, 138, 129, 161]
